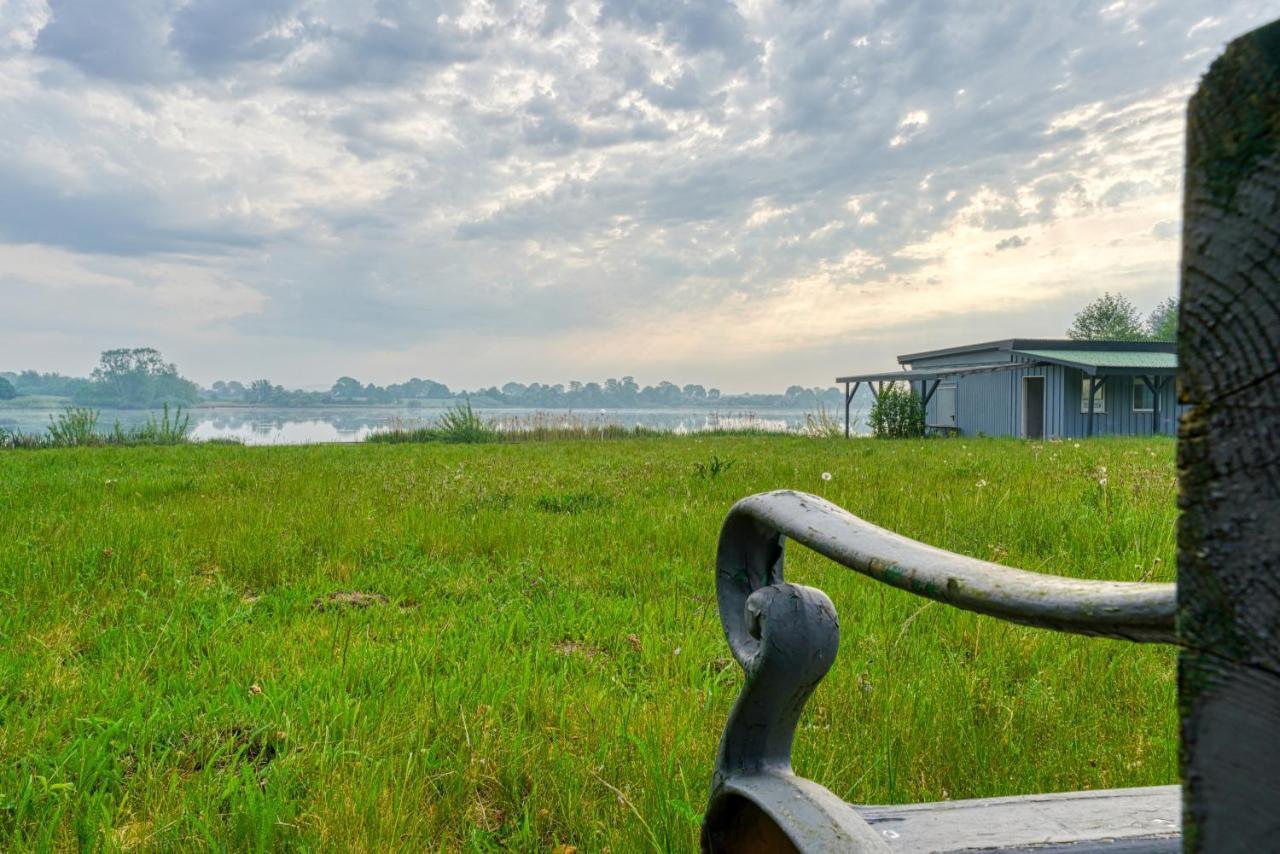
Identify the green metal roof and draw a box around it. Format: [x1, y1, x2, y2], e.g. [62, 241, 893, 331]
[1012, 349, 1177, 372]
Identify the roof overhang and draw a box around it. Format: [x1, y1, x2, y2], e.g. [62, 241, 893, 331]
[897, 338, 1177, 364]
[1009, 349, 1177, 375]
[836, 362, 1022, 384]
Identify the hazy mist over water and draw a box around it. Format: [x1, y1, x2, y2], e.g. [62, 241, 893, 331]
[0, 405, 872, 445]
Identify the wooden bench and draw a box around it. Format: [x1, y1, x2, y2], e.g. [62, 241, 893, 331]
[702, 21, 1280, 853]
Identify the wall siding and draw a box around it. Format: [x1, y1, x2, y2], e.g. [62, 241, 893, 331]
[1057, 368, 1181, 438]
[919, 364, 1183, 438]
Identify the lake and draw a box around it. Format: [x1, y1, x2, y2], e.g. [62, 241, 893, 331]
[1, 404, 869, 445]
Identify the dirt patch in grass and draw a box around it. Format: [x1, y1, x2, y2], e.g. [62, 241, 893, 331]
[552, 640, 605, 660]
[313, 591, 388, 610]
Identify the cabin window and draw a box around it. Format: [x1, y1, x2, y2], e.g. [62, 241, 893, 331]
[1081, 378, 1106, 414]
[1133, 379, 1155, 412]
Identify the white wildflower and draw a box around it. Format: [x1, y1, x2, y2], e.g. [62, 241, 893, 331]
[821, 472, 833, 482]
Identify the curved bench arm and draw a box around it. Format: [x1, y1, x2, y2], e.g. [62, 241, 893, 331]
[716, 490, 1176, 661]
[703, 490, 1176, 853]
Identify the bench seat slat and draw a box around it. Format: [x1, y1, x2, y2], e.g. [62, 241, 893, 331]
[853, 785, 1180, 853]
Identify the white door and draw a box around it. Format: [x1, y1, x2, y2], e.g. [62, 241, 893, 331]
[936, 384, 957, 427]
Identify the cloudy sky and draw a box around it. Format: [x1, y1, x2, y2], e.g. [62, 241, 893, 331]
[0, 1, 1270, 391]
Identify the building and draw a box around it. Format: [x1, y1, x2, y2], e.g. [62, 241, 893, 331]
[837, 338, 1180, 439]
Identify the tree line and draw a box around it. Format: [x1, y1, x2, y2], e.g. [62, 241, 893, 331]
[1, 294, 1176, 409]
[3, 349, 842, 410]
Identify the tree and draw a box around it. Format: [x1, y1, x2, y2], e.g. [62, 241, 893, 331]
[79, 347, 198, 407]
[0, 376, 15, 400]
[1146, 297, 1178, 342]
[868, 385, 925, 438]
[331, 377, 363, 400]
[1066, 293, 1146, 341]
[249, 379, 275, 404]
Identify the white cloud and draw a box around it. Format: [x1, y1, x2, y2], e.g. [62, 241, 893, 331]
[0, 0, 1270, 389]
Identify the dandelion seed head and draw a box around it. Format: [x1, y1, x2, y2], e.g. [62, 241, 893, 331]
[821, 471, 833, 481]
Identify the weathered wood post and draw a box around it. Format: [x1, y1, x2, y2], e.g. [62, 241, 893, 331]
[1178, 20, 1280, 852]
[1086, 375, 1101, 437]
[843, 380, 852, 438]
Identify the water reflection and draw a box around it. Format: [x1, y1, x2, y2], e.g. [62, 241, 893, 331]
[1, 405, 868, 446]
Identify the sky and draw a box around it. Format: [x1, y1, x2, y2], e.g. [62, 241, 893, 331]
[0, 1, 1271, 392]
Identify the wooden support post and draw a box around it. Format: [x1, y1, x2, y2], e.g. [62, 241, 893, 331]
[1085, 375, 1098, 438]
[1179, 20, 1280, 851]
[1142, 375, 1160, 435]
[921, 379, 940, 408]
[843, 381, 851, 439]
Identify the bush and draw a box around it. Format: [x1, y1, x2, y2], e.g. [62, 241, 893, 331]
[434, 400, 494, 443]
[47, 407, 101, 446]
[868, 386, 924, 439]
[130, 403, 191, 445]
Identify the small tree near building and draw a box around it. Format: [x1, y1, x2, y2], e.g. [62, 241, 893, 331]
[1066, 292, 1147, 341]
[868, 386, 925, 439]
[1146, 297, 1178, 342]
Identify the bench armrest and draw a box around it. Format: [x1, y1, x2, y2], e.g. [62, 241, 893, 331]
[704, 490, 1176, 853]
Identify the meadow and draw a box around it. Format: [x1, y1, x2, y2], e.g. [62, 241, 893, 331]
[0, 436, 1178, 851]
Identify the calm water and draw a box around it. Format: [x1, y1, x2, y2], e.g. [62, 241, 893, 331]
[1, 405, 868, 446]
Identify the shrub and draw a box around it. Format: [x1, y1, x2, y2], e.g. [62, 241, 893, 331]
[47, 407, 101, 446]
[868, 386, 924, 439]
[802, 403, 847, 438]
[433, 400, 496, 443]
[131, 403, 191, 445]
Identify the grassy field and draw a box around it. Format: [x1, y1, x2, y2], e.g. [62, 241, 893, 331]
[0, 436, 1178, 851]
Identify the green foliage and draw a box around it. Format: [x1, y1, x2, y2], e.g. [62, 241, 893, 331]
[46, 407, 100, 446]
[131, 404, 192, 445]
[434, 400, 495, 443]
[3, 370, 88, 398]
[0, 427, 44, 449]
[2, 405, 195, 449]
[802, 403, 848, 438]
[1146, 297, 1178, 342]
[0, 437, 1178, 850]
[75, 348, 199, 408]
[0, 376, 15, 400]
[693, 453, 735, 478]
[1066, 293, 1147, 341]
[868, 386, 925, 438]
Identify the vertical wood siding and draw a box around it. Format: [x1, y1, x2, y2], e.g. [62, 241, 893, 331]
[922, 364, 1184, 438]
[1058, 368, 1181, 438]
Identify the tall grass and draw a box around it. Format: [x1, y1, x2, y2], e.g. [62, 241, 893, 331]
[802, 402, 849, 438]
[132, 402, 192, 445]
[2, 405, 195, 449]
[46, 406, 100, 446]
[369, 407, 786, 444]
[0, 436, 1179, 850]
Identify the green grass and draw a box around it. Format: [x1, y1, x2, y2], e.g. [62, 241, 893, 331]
[0, 436, 1178, 851]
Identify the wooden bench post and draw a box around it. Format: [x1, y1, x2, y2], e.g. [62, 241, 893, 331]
[1178, 20, 1280, 852]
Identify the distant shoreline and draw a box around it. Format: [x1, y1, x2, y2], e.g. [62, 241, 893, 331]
[0, 397, 840, 412]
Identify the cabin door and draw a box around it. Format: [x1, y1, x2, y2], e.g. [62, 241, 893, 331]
[935, 384, 956, 429]
[1023, 377, 1045, 439]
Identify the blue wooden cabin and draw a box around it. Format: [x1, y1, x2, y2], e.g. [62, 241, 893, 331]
[838, 338, 1180, 439]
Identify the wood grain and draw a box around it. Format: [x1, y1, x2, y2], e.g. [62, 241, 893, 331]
[1178, 18, 1280, 853]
